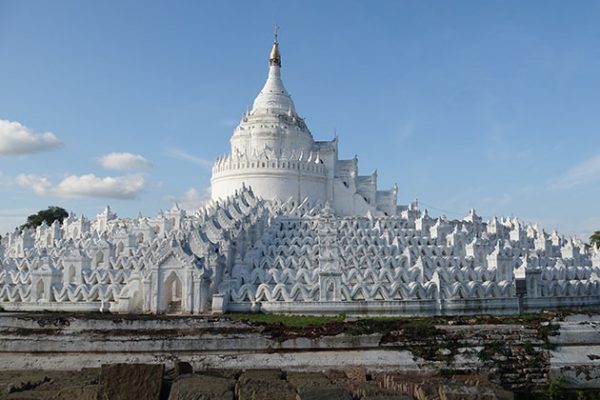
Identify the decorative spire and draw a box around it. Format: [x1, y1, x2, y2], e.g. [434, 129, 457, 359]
[269, 24, 281, 67]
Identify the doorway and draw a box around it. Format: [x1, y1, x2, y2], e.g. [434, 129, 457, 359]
[163, 271, 182, 314]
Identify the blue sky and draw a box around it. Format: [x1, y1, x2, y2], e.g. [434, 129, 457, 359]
[0, 1, 599, 239]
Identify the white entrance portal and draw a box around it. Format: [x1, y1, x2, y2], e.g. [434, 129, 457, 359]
[163, 271, 182, 314]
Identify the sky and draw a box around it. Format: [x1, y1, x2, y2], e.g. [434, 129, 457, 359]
[0, 1, 599, 239]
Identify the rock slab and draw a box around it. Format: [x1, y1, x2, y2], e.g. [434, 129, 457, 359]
[97, 363, 163, 400]
[237, 369, 297, 400]
[168, 374, 235, 400]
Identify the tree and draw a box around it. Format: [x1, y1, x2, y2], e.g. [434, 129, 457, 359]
[590, 231, 600, 249]
[21, 206, 69, 230]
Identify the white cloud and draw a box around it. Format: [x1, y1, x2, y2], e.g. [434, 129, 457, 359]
[99, 152, 152, 171]
[168, 187, 211, 211]
[167, 147, 212, 168]
[16, 174, 52, 195]
[0, 119, 63, 155]
[54, 174, 145, 199]
[552, 154, 600, 189]
[17, 173, 145, 199]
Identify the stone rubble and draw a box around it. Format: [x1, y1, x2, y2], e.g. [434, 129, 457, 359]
[0, 366, 518, 400]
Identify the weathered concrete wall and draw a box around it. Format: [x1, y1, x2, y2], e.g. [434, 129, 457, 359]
[549, 314, 600, 389]
[0, 312, 599, 391]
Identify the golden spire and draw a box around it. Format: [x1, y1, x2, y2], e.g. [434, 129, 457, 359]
[269, 24, 281, 67]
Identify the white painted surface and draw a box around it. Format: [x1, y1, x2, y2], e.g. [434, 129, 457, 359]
[1, 39, 599, 317]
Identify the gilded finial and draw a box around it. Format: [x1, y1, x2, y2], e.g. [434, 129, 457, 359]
[269, 24, 281, 67]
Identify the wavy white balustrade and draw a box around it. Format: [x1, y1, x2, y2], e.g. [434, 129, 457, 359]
[0, 187, 598, 314]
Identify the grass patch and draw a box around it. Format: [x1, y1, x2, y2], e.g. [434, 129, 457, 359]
[225, 313, 345, 327]
[471, 313, 557, 326]
[341, 317, 444, 338]
[544, 375, 567, 400]
[225, 313, 446, 334]
[539, 322, 560, 350]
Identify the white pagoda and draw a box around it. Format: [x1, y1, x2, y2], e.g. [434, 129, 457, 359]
[211, 32, 398, 216]
[0, 33, 598, 316]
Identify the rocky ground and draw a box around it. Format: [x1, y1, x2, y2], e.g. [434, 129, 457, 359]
[0, 363, 517, 400]
[2, 311, 600, 399]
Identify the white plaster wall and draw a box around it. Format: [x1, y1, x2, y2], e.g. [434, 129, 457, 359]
[331, 179, 373, 216]
[231, 128, 314, 160]
[212, 169, 327, 204]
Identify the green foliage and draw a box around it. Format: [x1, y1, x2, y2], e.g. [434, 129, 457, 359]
[591, 231, 600, 249]
[473, 313, 556, 325]
[21, 206, 69, 230]
[400, 318, 441, 337]
[226, 313, 345, 327]
[539, 322, 560, 350]
[478, 340, 506, 361]
[575, 389, 600, 400]
[226, 313, 446, 336]
[342, 317, 442, 337]
[575, 390, 600, 400]
[545, 375, 567, 400]
[523, 340, 536, 355]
